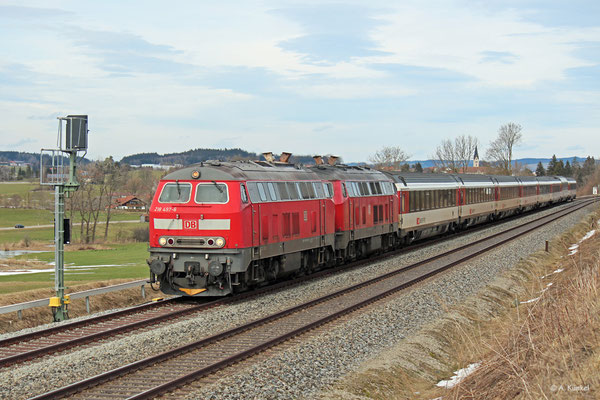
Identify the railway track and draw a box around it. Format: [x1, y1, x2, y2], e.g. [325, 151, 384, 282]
[0, 201, 566, 369]
[0, 199, 592, 370]
[29, 198, 595, 400]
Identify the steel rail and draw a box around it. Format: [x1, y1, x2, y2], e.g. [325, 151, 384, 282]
[2, 199, 591, 369]
[30, 198, 595, 400]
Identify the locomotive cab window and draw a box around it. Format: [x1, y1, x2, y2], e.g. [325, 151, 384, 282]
[195, 182, 228, 203]
[158, 182, 192, 203]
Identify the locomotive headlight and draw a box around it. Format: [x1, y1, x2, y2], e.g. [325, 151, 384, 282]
[159, 237, 167, 246]
[191, 170, 200, 179]
[215, 237, 225, 247]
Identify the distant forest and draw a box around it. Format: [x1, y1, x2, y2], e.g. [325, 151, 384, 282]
[120, 148, 319, 166]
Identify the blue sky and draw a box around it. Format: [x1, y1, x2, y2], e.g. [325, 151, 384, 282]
[1, 0, 599, 163]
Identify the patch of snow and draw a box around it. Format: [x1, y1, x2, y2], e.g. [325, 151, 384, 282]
[541, 268, 564, 279]
[0, 268, 55, 276]
[0, 263, 136, 276]
[568, 228, 597, 256]
[520, 297, 540, 304]
[580, 229, 596, 242]
[436, 362, 481, 389]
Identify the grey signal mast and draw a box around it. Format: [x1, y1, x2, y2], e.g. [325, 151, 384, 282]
[40, 115, 88, 322]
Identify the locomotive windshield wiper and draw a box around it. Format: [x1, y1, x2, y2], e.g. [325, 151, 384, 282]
[211, 180, 224, 193]
[175, 179, 181, 197]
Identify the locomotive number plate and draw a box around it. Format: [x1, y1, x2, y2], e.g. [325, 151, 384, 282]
[184, 220, 198, 230]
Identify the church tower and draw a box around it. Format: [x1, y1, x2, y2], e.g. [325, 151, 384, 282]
[473, 146, 480, 168]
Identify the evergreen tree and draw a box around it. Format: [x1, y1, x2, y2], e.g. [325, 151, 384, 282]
[556, 160, 565, 175]
[546, 154, 558, 175]
[400, 163, 410, 172]
[582, 156, 596, 176]
[564, 161, 572, 177]
[414, 162, 423, 173]
[535, 161, 545, 176]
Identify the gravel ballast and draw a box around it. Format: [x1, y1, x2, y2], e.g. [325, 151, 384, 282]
[0, 202, 595, 399]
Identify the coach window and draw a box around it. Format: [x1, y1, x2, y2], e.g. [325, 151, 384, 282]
[415, 191, 421, 211]
[195, 182, 228, 204]
[240, 183, 248, 203]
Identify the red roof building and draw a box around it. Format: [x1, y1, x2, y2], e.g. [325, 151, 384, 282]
[110, 195, 147, 210]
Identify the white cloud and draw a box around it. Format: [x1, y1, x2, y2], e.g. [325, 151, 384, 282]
[366, 3, 599, 87]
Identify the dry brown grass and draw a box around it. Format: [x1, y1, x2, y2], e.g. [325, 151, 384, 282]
[445, 223, 600, 399]
[0, 280, 164, 333]
[321, 209, 600, 400]
[0, 258, 49, 271]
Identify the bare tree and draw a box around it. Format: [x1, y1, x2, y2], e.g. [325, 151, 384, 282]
[101, 157, 126, 240]
[432, 135, 479, 173]
[369, 146, 410, 170]
[486, 122, 523, 175]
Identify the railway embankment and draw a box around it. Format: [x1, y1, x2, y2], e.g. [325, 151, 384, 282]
[320, 206, 600, 400]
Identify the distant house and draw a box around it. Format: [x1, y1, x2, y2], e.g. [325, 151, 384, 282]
[110, 195, 147, 210]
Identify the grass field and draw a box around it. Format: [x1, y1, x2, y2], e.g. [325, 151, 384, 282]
[0, 243, 149, 295]
[0, 220, 148, 246]
[0, 182, 44, 197]
[0, 208, 143, 228]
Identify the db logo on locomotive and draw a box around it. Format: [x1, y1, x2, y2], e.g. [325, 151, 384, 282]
[184, 220, 198, 230]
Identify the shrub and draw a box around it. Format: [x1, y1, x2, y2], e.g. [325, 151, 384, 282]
[131, 227, 149, 242]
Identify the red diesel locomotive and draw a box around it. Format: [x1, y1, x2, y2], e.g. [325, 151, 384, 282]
[147, 155, 575, 297]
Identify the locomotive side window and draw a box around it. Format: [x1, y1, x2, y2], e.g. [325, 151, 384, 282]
[257, 182, 267, 201]
[195, 183, 228, 204]
[369, 182, 377, 195]
[240, 183, 248, 203]
[325, 183, 334, 198]
[313, 182, 324, 198]
[278, 182, 290, 200]
[287, 182, 300, 200]
[375, 182, 382, 194]
[342, 183, 348, 197]
[298, 182, 310, 199]
[306, 182, 316, 199]
[267, 182, 278, 200]
[158, 182, 192, 204]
